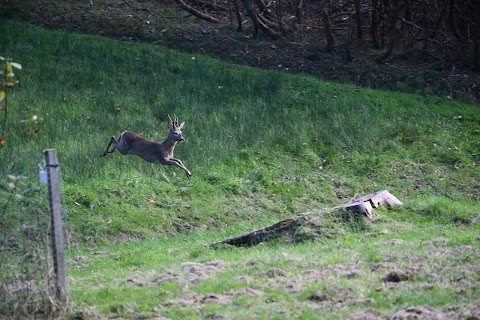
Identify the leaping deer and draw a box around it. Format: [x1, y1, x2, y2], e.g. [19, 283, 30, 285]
[100, 115, 192, 177]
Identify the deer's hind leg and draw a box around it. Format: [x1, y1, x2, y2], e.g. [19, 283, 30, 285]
[101, 136, 119, 157]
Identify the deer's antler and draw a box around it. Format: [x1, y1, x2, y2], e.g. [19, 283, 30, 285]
[168, 114, 181, 129]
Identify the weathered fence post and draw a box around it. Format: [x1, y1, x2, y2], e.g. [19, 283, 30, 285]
[44, 148, 67, 304]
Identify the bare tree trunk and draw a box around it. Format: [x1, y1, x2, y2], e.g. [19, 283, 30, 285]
[375, 28, 394, 62]
[371, 0, 381, 49]
[295, 0, 304, 24]
[448, 0, 462, 40]
[228, 0, 233, 26]
[174, 0, 220, 23]
[422, 2, 428, 50]
[276, 0, 286, 35]
[322, 7, 336, 52]
[345, 10, 354, 61]
[232, 0, 243, 32]
[472, 0, 480, 67]
[375, 3, 396, 63]
[355, 0, 363, 40]
[241, 0, 260, 38]
[240, 0, 280, 39]
[474, 39, 479, 67]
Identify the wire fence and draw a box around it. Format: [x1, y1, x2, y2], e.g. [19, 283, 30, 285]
[0, 150, 67, 319]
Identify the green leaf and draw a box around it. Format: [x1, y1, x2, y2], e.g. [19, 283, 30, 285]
[0, 91, 4, 103]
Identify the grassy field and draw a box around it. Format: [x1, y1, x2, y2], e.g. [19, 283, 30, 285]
[1, 20, 479, 319]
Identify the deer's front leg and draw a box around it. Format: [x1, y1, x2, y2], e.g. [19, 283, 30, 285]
[171, 158, 192, 177]
[101, 136, 118, 157]
[161, 159, 192, 178]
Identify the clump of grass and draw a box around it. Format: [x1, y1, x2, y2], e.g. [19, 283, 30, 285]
[414, 197, 480, 225]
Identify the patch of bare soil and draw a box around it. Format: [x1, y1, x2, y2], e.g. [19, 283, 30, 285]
[348, 309, 383, 320]
[390, 306, 448, 320]
[124, 260, 226, 282]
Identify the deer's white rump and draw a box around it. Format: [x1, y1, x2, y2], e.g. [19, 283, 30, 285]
[101, 115, 192, 177]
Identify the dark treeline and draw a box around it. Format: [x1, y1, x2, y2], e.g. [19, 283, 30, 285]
[177, 0, 479, 66]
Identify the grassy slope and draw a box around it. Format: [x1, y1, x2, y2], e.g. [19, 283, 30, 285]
[1, 21, 479, 318]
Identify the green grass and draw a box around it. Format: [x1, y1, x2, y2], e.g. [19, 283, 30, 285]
[66, 214, 479, 319]
[1, 20, 479, 318]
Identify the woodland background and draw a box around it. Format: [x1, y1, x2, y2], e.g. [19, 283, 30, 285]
[1, 0, 479, 103]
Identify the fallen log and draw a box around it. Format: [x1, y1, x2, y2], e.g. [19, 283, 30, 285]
[333, 189, 404, 219]
[174, 0, 220, 23]
[210, 190, 403, 247]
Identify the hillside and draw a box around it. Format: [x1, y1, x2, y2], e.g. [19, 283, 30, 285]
[0, 19, 479, 319]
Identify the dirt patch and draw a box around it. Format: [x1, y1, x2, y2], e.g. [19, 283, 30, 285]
[227, 287, 264, 297]
[154, 260, 228, 287]
[264, 268, 288, 278]
[164, 293, 231, 307]
[383, 270, 412, 283]
[348, 309, 383, 320]
[161, 287, 264, 311]
[123, 260, 229, 288]
[390, 306, 448, 320]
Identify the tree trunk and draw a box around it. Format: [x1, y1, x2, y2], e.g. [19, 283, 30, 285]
[355, 0, 363, 40]
[232, 0, 243, 32]
[371, 0, 381, 49]
[240, 0, 280, 39]
[422, 2, 428, 50]
[448, 0, 462, 40]
[375, 4, 397, 63]
[241, 0, 260, 39]
[295, 0, 304, 24]
[345, 10, 355, 61]
[375, 30, 394, 62]
[276, 0, 286, 35]
[323, 7, 336, 52]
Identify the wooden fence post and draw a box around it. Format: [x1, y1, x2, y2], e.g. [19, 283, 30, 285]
[44, 148, 67, 304]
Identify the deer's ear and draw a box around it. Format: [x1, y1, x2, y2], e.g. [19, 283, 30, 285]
[178, 121, 185, 129]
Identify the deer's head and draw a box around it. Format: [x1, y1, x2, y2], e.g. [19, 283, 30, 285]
[168, 114, 186, 142]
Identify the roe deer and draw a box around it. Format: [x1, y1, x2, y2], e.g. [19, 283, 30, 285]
[101, 115, 192, 177]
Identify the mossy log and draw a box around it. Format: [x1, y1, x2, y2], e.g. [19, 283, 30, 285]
[210, 190, 403, 247]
